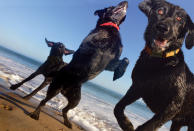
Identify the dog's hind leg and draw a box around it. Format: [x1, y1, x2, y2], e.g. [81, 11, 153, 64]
[170, 120, 183, 131]
[114, 84, 141, 131]
[61, 85, 81, 128]
[105, 57, 129, 81]
[23, 77, 52, 100]
[29, 82, 61, 120]
[10, 71, 40, 90]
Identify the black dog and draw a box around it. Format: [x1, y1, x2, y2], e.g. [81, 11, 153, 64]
[10, 38, 74, 100]
[114, 0, 194, 131]
[29, 1, 129, 128]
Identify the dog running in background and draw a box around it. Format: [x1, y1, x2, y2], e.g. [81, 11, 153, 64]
[10, 38, 74, 100]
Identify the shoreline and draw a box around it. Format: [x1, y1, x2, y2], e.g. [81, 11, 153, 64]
[0, 55, 170, 131]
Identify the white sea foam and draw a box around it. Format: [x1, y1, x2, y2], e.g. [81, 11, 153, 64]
[0, 55, 169, 131]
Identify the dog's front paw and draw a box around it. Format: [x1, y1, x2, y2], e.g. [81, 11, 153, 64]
[10, 84, 20, 90]
[22, 95, 32, 100]
[29, 112, 39, 120]
[64, 119, 72, 129]
[113, 57, 129, 81]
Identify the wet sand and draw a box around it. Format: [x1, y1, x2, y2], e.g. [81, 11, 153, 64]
[0, 78, 83, 131]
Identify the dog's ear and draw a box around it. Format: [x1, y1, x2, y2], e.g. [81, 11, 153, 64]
[64, 48, 75, 56]
[139, 0, 165, 16]
[185, 16, 194, 49]
[139, 0, 152, 16]
[94, 8, 107, 18]
[45, 38, 54, 47]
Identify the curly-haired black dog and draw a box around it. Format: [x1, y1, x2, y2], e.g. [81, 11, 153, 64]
[10, 38, 74, 100]
[29, 1, 129, 128]
[114, 0, 194, 131]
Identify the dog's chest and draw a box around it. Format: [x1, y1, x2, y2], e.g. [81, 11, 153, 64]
[81, 30, 121, 51]
[133, 62, 187, 113]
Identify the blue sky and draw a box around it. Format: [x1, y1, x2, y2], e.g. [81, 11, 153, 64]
[0, 0, 193, 94]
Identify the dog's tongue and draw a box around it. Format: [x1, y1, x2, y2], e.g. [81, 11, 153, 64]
[154, 39, 168, 47]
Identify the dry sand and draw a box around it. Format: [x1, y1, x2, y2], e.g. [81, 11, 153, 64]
[0, 78, 83, 131]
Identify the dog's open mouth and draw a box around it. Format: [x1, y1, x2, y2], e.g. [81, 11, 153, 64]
[152, 38, 170, 51]
[154, 39, 168, 48]
[114, 7, 125, 14]
[114, 2, 128, 14]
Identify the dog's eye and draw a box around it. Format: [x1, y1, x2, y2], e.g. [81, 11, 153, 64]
[176, 16, 182, 21]
[59, 45, 63, 48]
[157, 9, 164, 15]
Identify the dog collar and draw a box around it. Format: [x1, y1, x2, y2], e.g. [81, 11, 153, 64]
[144, 46, 180, 58]
[100, 22, 119, 31]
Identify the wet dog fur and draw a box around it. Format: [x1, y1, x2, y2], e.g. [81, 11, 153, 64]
[29, 1, 129, 128]
[114, 0, 194, 131]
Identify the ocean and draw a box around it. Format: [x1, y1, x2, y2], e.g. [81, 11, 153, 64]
[0, 45, 186, 131]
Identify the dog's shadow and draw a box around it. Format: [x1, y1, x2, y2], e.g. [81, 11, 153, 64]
[0, 93, 32, 115]
[0, 87, 35, 115]
[0, 86, 84, 130]
[0, 87, 58, 121]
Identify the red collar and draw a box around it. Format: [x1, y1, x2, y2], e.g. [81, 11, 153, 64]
[100, 22, 119, 31]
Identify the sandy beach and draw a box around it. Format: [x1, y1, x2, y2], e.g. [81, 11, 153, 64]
[0, 78, 83, 131]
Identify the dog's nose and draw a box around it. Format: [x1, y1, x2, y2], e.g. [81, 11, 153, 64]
[120, 1, 128, 5]
[119, 1, 128, 7]
[156, 23, 169, 34]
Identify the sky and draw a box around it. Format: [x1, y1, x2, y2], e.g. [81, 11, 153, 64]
[0, 0, 193, 95]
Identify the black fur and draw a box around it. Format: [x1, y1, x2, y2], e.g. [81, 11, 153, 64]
[114, 0, 194, 131]
[10, 38, 74, 100]
[29, 1, 129, 128]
